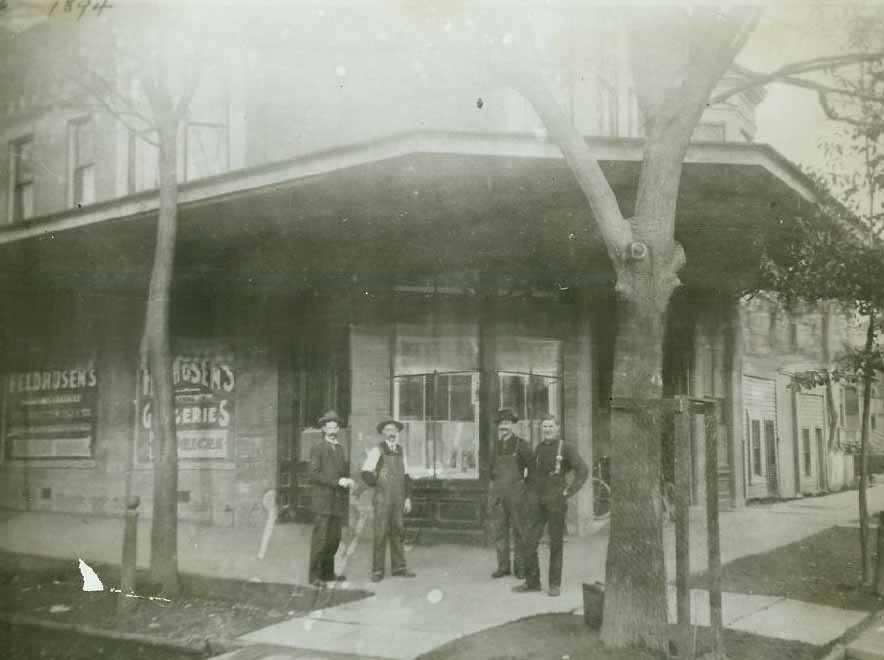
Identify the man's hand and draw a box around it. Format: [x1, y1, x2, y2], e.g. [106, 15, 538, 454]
[404, 497, 412, 514]
[563, 489, 570, 498]
[338, 477, 355, 488]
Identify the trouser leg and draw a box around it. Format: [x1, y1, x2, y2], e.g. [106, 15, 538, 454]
[547, 504, 566, 588]
[389, 498, 407, 573]
[491, 496, 511, 572]
[508, 497, 524, 576]
[372, 500, 388, 577]
[521, 497, 545, 588]
[309, 515, 330, 583]
[322, 515, 343, 580]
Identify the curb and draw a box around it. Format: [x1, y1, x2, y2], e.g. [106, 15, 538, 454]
[0, 611, 255, 657]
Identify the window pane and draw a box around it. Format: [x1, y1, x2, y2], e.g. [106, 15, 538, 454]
[186, 123, 228, 181]
[76, 121, 94, 166]
[528, 375, 550, 418]
[431, 375, 449, 420]
[802, 429, 811, 476]
[398, 375, 423, 419]
[499, 374, 525, 419]
[449, 374, 474, 421]
[14, 182, 34, 222]
[134, 133, 159, 192]
[395, 323, 478, 375]
[751, 420, 762, 477]
[73, 165, 95, 206]
[14, 138, 34, 182]
[495, 337, 561, 377]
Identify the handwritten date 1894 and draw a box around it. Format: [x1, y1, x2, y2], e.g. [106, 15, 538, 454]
[48, 0, 112, 19]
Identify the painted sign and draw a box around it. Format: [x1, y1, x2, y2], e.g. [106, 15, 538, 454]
[3, 361, 97, 459]
[137, 347, 235, 462]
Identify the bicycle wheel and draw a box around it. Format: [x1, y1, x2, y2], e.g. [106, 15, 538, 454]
[593, 476, 611, 520]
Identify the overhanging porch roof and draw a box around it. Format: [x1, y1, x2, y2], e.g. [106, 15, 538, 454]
[0, 131, 818, 297]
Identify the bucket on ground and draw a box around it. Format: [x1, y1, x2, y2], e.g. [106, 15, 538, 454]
[582, 581, 604, 629]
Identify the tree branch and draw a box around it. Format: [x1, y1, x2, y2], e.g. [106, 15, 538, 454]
[710, 51, 884, 104]
[504, 63, 633, 259]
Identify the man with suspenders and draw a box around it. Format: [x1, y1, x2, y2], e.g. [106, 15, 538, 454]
[361, 419, 417, 582]
[513, 414, 588, 597]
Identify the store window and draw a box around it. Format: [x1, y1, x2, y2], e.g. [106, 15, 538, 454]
[393, 322, 479, 480]
[10, 135, 35, 222]
[496, 336, 562, 447]
[68, 117, 95, 207]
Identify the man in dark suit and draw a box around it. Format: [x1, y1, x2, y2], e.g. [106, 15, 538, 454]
[308, 410, 354, 588]
[513, 414, 588, 597]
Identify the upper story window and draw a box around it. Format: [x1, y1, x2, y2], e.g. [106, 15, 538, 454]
[68, 117, 95, 208]
[598, 78, 618, 137]
[9, 135, 35, 223]
[627, 88, 644, 138]
[185, 121, 228, 181]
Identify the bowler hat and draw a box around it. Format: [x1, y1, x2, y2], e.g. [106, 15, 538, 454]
[495, 408, 519, 424]
[377, 419, 405, 434]
[317, 410, 343, 427]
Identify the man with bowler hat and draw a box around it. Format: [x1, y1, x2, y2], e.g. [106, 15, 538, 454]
[513, 414, 587, 597]
[489, 408, 532, 579]
[308, 410, 354, 587]
[361, 418, 417, 582]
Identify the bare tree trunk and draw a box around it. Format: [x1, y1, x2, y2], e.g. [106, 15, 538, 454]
[601, 295, 669, 650]
[860, 311, 876, 586]
[146, 113, 180, 597]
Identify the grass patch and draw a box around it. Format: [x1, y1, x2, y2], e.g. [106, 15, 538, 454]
[692, 525, 884, 611]
[417, 614, 822, 660]
[0, 549, 371, 647]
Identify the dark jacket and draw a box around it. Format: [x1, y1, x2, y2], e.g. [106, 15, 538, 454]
[489, 433, 532, 499]
[526, 438, 589, 504]
[309, 439, 350, 517]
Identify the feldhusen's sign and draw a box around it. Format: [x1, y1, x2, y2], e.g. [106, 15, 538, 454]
[4, 361, 97, 459]
[137, 349, 236, 462]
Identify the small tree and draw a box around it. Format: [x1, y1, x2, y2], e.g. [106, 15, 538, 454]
[762, 189, 884, 585]
[3, 5, 233, 596]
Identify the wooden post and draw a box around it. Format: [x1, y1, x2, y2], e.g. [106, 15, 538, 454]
[119, 495, 140, 612]
[674, 397, 692, 656]
[875, 511, 884, 596]
[705, 402, 725, 657]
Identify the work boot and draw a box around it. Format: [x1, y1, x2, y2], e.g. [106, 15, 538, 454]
[491, 568, 511, 578]
[548, 586, 561, 597]
[371, 574, 383, 583]
[392, 569, 417, 578]
[512, 583, 541, 593]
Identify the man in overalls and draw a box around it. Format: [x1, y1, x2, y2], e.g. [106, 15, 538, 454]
[361, 419, 417, 582]
[513, 414, 588, 597]
[489, 408, 531, 579]
[308, 410, 354, 588]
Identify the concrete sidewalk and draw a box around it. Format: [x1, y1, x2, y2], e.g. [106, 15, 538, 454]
[3, 485, 884, 659]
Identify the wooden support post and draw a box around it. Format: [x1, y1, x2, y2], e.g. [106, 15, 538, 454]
[875, 511, 884, 596]
[119, 495, 140, 612]
[705, 403, 725, 657]
[673, 397, 692, 657]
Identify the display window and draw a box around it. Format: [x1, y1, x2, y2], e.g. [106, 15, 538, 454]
[394, 322, 480, 480]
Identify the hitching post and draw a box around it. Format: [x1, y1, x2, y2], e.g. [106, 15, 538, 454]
[674, 396, 692, 655]
[705, 401, 725, 656]
[119, 495, 140, 612]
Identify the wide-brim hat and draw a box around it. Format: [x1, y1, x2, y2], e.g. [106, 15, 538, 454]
[318, 410, 343, 427]
[376, 419, 405, 434]
[495, 408, 519, 424]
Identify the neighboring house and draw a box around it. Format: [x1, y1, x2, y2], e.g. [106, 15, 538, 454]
[0, 6, 842, 540]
